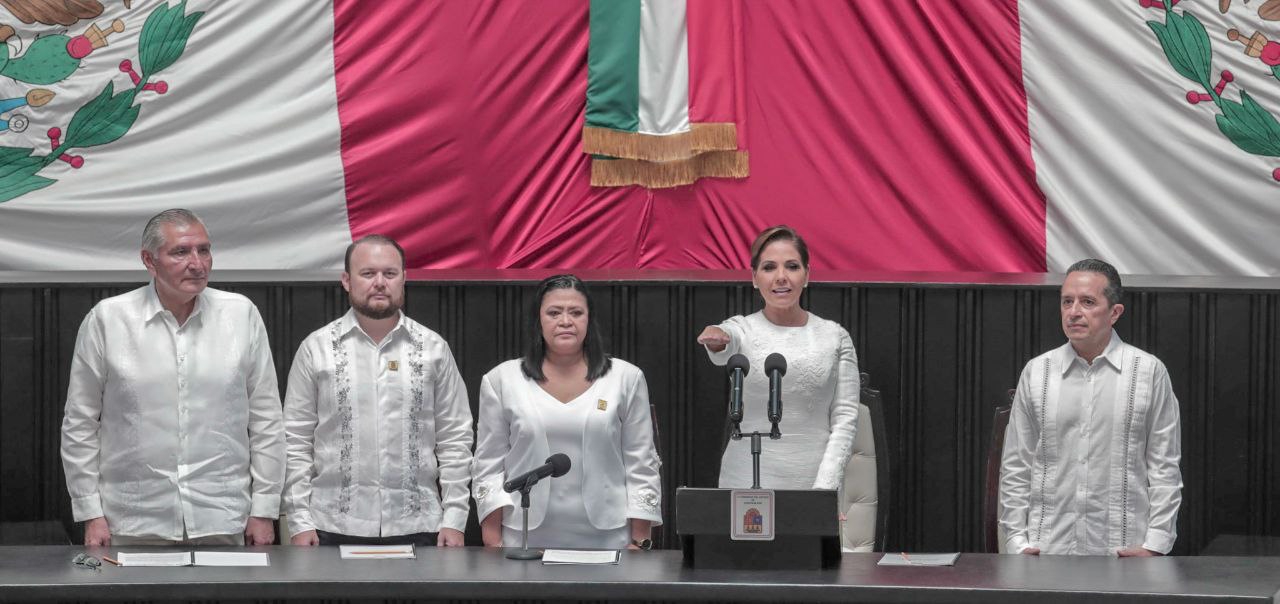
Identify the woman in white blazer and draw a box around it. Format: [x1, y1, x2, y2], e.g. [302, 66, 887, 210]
[472, 274, 662, 550]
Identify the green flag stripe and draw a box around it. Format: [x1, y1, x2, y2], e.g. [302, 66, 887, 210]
[587, 0, 640, 133]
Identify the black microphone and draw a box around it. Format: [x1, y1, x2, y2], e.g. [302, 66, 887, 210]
[765, 352, 787, 425]
[727, 353, 749, 425]
[503, 453, 572, 493]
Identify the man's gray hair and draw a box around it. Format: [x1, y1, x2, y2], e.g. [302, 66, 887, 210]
[141, 208, 207, 253]
[1065, 258, 1123, 306]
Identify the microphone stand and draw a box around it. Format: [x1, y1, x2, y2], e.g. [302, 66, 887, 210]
[758, 419, 780, 488]
[749, 422, 781, 489]
[750, 431, 763, 489]
[505, 475, 542, 560]
[741, 356, 782, 490]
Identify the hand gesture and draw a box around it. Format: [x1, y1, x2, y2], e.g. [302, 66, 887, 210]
[697, 326, 730, 352]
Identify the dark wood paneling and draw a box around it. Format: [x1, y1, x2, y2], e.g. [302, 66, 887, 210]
[1270, 295, 1280, 535]
[917, 290, 960, 551]
[0, 279, 1276, 555]
[1151, 291, 1199, 552]
[0, 289, 36, 521]
[1212, 295, 1252, 539]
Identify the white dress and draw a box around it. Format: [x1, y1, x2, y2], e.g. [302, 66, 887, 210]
[705, 311, 860, 490]
[472, 359, 662, 550]
[501, 386, 628, 549]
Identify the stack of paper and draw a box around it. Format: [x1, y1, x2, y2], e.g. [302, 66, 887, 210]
[877, 552, 960, 566]
[541, 549, 620, 565]
[192, 552, 270, 566]
[115, 552, 192, 566]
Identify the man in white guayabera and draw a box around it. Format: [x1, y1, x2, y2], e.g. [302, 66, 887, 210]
[999, 258, 1182, 557]
[282, 235, 472, 547]
[61, 208, 285, 546]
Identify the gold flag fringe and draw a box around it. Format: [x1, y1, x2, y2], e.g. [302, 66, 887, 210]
[582, 123, 738, 162]
[590, 151, 749, 189]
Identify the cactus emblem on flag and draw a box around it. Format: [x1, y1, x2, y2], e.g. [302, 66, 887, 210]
[0, 0, 201, 203]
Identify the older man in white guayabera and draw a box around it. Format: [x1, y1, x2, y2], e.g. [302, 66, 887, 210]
[61, 208, 285, 546]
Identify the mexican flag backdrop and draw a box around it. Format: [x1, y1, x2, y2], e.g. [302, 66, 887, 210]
[0, 0, 1275, 277]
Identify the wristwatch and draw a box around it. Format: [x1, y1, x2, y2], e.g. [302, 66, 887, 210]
[631, 538, 653, 550]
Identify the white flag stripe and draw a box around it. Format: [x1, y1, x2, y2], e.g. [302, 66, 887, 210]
[637, 0, 690, 136]
[1023, 1, 1280, 276]
[0, 0, 350, 270]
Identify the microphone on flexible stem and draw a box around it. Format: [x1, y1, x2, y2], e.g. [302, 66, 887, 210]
[504, 453, 571, 561]
[727, 354, 749, 440]
[503, 453, 572, 493]
[765, 352, 786, 439]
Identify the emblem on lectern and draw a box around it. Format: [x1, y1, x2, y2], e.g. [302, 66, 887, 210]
[742, 507, 763, 534]
[730, 489, 774, 541]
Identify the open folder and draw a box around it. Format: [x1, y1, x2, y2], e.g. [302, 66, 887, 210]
[113, 551, 270, 566]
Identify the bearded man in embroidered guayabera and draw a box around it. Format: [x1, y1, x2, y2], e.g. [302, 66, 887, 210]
[61, 208, 286, 547]
[998, 259, 1183, 557]
[282, 234, 474, 548]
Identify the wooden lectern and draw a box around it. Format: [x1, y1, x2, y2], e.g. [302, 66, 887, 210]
[675, 487, 841, 570]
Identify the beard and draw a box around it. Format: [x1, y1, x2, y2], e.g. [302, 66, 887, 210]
[352, 294, 401, 320]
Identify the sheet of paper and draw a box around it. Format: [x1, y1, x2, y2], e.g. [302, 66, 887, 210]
[115, 551, 193, 566]
[877, 552, 960, 566]
[541, 549, 620, 565]
[339, 544, 416, 559]
[193, 551, 270, 566]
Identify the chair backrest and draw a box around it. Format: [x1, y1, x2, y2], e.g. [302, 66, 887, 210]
[841, 373, 890, 552]
[982, 389, 1015, 553]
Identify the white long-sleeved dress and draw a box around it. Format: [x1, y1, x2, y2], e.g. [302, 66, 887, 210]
[705, 311, 860, 490]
